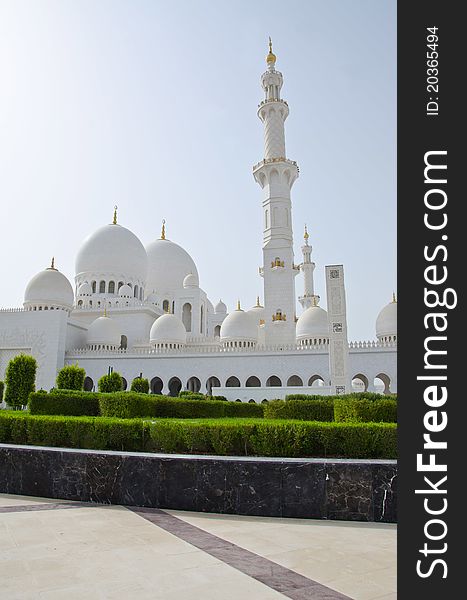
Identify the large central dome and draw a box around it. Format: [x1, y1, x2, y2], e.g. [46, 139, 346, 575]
[75, 224, 148, 284]
[145, 238, 199, 294]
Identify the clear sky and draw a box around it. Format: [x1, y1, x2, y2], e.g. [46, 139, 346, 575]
[0, 0, 396, 341]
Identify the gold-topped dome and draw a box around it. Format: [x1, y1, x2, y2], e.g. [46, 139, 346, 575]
[266, 37, 276, 65]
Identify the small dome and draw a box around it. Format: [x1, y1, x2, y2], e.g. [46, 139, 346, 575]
[87, 315, 121, 348]
[118, 284, 133, 298]
[183, 273, 199, 288]
[24, 264, 74, 310]
[77, 282, 92, 296]
[248, 298, 265, 325]
[296, 304, 329, 341]
[146, 237, 198, 294]
[215, 300, 227, 314]
[220, 305, 258, 344]
[376, 297, 397, 340]
[76, 223, 148, 284]
[150, 313, 186, 346]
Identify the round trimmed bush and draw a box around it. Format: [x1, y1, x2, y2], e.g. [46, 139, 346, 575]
[130, 377, 149, 394]
[98, 372, 123, 393]
[56, 365, 86, 391]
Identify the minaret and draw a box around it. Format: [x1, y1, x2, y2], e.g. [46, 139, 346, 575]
[253, 39, 299, 345]
[299, 225, 319, 309]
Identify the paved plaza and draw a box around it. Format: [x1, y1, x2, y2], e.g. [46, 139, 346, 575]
[0, 494, 396, 600]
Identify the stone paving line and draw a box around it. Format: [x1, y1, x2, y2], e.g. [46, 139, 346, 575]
[0, 494, 396, 599]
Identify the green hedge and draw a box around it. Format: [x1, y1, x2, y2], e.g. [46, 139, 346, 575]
[56, 365, 86, 391]
[0, 380, 4, 402]
[0, 412, 397, 459]
[29, 391, 100, 416]
[286, 392, 396, 402]
[264, 399, 334, 421]
[148, 419, 397, 459]
[4, 354, 37, 408]
[334, 398, 397, 423]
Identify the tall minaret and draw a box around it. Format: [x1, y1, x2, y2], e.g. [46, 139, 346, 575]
[253, 39, 299, 345]
[299, 225, 319, 310]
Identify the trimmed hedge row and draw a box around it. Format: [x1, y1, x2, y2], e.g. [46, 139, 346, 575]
[264, 399, 334, 422]
[0, 412, 397, 458]
[334, 398, 397, 423]
[286, 392, 396, 402]
[29, 391, 264, 419]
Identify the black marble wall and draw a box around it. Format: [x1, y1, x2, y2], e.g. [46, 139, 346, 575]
[0, 444, 397, 522]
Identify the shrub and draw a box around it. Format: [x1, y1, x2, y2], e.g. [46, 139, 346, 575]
[130, 377, 149, 394]
[334, 398, 397, 423]
[285, 394, 332, 401]
[148, 419, 397, 459]
[211, 395, 227, 402]
[98, 372, 123, 393]
[264, 399, 334, 421]
[29, 391, 100, 417]
[56, 365, 86, 391]
[0, 381, 4, 402]
[4, 354, 37, 408]
[179, 391, 206, 400]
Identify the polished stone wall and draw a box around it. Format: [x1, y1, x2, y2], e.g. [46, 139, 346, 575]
[0, 444, 397, 522]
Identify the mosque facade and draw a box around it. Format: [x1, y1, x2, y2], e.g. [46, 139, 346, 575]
[0, 43, 397, 402]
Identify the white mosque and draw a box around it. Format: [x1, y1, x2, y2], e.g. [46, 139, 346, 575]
[0, 42, 397, 402]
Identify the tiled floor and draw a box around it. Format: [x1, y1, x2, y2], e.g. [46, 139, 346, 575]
[0, 494, 396, 600]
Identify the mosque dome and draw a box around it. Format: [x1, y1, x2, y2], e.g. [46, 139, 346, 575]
[150, 313, 186, 347]
[296, 304, 329, 344]
[376, 295, 397, 341]
[183, 273, 199, 288]
[75, 223, 148, 284]
[214, 300, 227, 314]
[220, 303, 258, 346]
[118, 284, 133, 298]
[24, 261, 74, 311]
[247, 298, 265, 325]
[145, 237, 199, 294]
[87, 315, 121, 349]
[77, 282, 92, 297]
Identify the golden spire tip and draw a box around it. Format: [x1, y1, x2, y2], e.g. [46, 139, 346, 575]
[113, 205, 118, 225]
[161, 219, 166, 240]
[51, 257, 55, 269]
[237, 299, 241, 311]
[304, 224, 309, 242]
[392, 292, 397, 303]
[256, 296, 260, 307]
[266, 36, 276, 65]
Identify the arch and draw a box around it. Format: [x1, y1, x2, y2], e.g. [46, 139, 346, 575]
[150, 377, 163, 394]
[118, 281, 124, 290]
[248, 399, 256, 404]
[187, 376, 201, 393]
[287, 375, 303, 387]
[214, 324, 221, 338]
[108, 281, 115, 294]
[200, 305, 204, 334]
[261, 399, 269, 404]
[266, 375, 282, 387]
[139, 288, 143, 301]
[226, 376, 240, 387]
[99, 280, 106, 293]
[352, 373, 369, 392]
[374, 373, 391, 394]
[206, 376, 221, 395]
[120, 335, 127, 350]
[168, 377, 182, 397]
[122, 377, 127, 391]
[163, 299, 170, 313]
[83, 377, 94, 391]
[308, 375, 325, 387]
[91, 281, 97, 293]
[134, 285, 139, 298]
[182, 303, 192, 332]
[78, 300, 83, 307]
[246, 376, 261, 387]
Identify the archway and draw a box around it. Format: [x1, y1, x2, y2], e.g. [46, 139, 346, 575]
[214, 325, 221, 338]
[226, 376, 240, 387]
[261, 399, 269, 404]
[308, 375, 325, 387]
[108, 281, 115, 294]
[150, 377, 163, 394]
[186, 376, 201, 392]
[163, 299, 170, 313]
[352, 373, 369, 392]
[266, 375, 282, 387]
[248, 399, 256, 403]
[168, 377, 182, 397]
[374, 373, 391, 394]
[83, 377, 94, 391]
[246, 376, 261, 387]
[182, 303, 192, 332]
[287, 375, 303, 386]
[120, 335, 127, 350]
[206, 376, 221, 395]
[122, 377, 127, 391]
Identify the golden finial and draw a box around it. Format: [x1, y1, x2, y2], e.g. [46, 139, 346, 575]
[256, 296, 261, 307]
[161, 219, 166, 240]
[266, 36, 276, 65]
[50, 257, 55, 270]
[113, 205, 118, 225]
[312, 296, 317, 307]
[392, 292, 397, 303]
[237, 299, 241, 311]
[304, 224, 309, 242]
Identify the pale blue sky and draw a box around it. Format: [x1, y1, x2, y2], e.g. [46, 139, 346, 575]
[0, 0, 396, 341]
